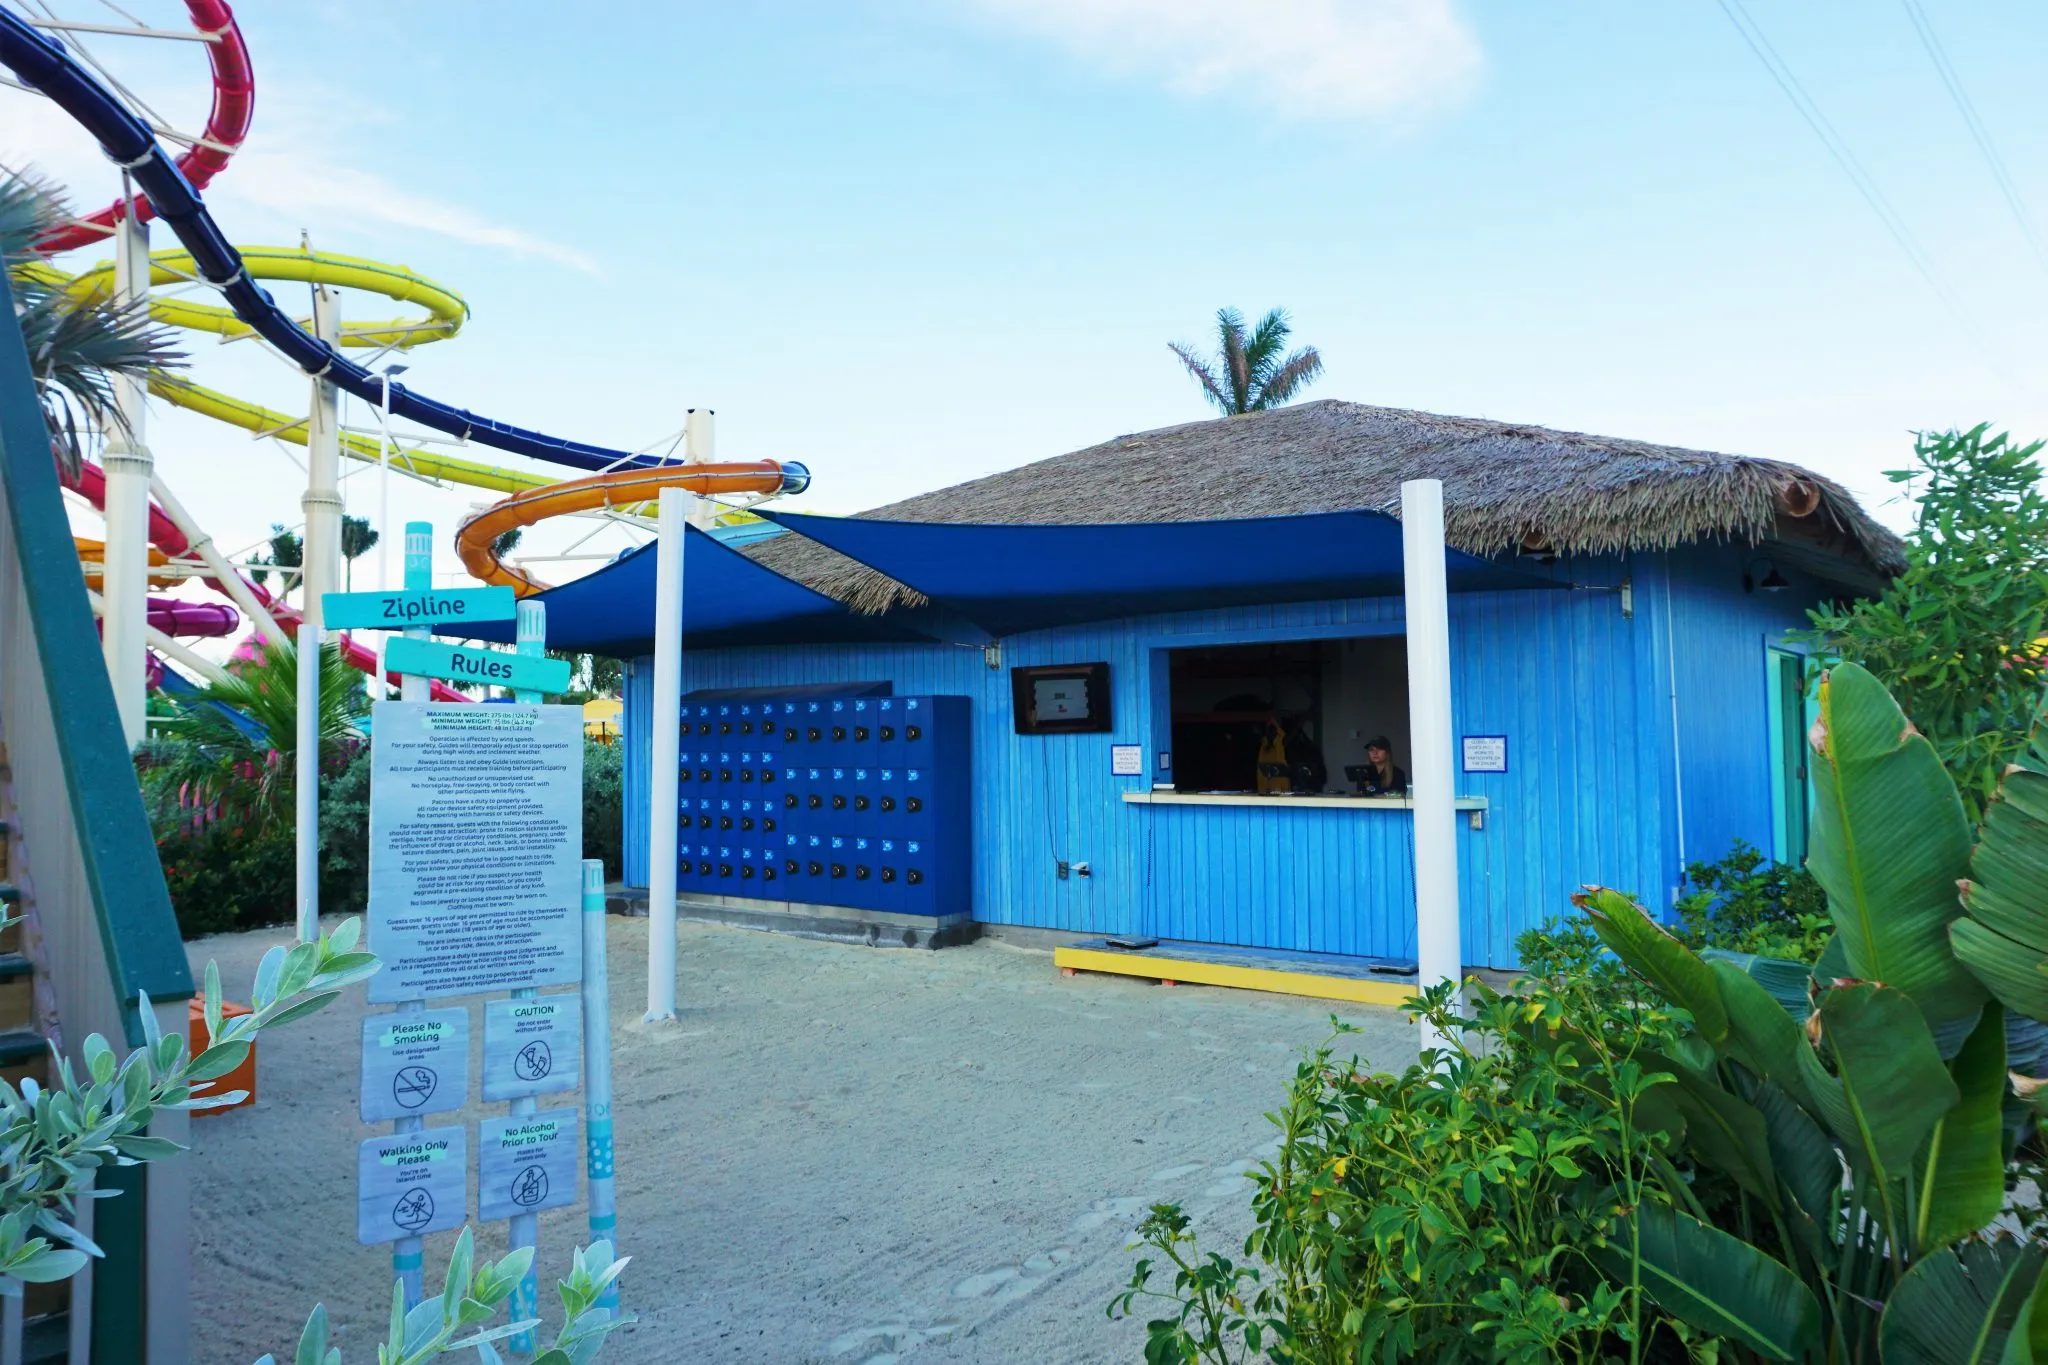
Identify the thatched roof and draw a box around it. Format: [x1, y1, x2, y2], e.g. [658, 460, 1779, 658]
[747, 400, 1906, 615]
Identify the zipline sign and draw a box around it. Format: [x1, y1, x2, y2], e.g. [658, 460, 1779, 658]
[322, 586, 516, 631]
[384, 637, 571, 694]
[367, 701, 584, 1002]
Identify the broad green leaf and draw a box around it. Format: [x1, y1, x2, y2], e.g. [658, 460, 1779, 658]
[1952, 920, 2048, 1022]
[1657, 1059, 1777, 1203]
[185, 1041, 250, 1084]
[1596, 1201, 1820, 1361]
[2002, 1271, 2048, 1364]
[10, 1247, 86, 1283]
[1709, 959, 1815, 1107]
[1577, 887, 1729, 1043]
[1807, 664, 1985, 1025]
[294, 1304, 330, 1365]
[1752, 1082, 1840, 1257]
[1882, 1237, 2045, 1365]
[1796, 983, 1958, 1241]
[1921, 1002, 2008, 1250]
[1703, 948, 1813, 1022]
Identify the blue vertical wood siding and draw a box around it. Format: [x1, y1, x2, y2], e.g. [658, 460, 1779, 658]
[620, 546, 1802, 968]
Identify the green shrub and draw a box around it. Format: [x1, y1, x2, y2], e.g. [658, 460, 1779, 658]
[318, 743, 371, 918]
[156, 821, 297, 938]
[1670, 839, 1829, 962]
[1111, 933, 1698, 1363]
[582, 737, 622, 879]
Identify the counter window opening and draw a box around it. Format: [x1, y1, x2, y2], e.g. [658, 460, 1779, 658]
[1160, 636, 1411, 795]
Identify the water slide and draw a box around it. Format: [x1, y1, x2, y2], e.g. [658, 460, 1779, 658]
[1, 1, 810, 677]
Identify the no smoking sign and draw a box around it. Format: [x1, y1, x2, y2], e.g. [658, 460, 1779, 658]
[360, 1008, 470, 1122]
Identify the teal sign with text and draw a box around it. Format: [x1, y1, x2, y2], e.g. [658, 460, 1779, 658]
[322, 586, 516, 631]
[384, 636, 570, 693]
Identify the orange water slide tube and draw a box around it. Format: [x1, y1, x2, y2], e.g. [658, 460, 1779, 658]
[455, 460, 801, 596]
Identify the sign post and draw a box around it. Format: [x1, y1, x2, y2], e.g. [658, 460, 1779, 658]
[338, 523, 611, 1322]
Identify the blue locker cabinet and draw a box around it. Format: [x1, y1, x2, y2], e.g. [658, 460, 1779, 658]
[678, 692, 970, 917]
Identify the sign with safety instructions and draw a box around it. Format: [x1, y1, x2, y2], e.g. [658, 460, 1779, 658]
[357, 1127, 467, 1245]
[479, 1109, 579, 1221]
[482, 995, 581, 1102]
[368, 702, 584, 1002]
[360, 1007, 470, 1122]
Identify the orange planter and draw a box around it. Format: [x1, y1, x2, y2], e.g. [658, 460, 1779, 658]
[188, 996, 256, 1115]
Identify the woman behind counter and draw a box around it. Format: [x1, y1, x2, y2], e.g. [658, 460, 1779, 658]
[1356, 735, 1407, 795]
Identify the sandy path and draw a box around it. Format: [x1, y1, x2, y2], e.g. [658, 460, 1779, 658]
[185, 918, 1415, 1364]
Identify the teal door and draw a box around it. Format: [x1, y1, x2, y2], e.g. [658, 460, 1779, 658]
[1768, 649, 1812, 865]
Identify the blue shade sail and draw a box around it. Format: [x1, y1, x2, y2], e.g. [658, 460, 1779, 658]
[442, 525, 938, 655]
[758, 510, 1564, 637]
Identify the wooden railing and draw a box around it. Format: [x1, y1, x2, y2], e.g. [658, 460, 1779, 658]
[0, 272, 195, 1362]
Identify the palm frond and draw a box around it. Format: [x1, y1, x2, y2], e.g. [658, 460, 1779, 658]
[1168, 341, 1235, 416]
[1241, 308, 1294, 384]
[1249, 347, 1325, 410]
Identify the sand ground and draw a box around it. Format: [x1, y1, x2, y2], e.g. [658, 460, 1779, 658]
[185, 917, 1416, 1364]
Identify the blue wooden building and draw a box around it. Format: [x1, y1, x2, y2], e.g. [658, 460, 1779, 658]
[510, 402, 1903, 970]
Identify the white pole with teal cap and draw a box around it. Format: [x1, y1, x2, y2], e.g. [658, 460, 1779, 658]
[580, 857, 620, 1310]
[389, 519, 435, 1305]
[505, 596, 548, 1349]
[645, 487, 687, 1020]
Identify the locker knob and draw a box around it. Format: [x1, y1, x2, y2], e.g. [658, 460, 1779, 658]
[720, 722, 733, 735]
[740, 769, 754, 782]
[760, 768, 775, 783]
[698, 816, 712, 829]
[906, 868, 925, 885]
[698, 861, 713, 876]
[831, 796, 847, 810]
[906, 797, 924, 814]
[830, 863, 847, 878]
[785, 860, 800, 875]
[719, 864, 733, 877]
[879, 726, 895, 742]
[880, 867, 897, 883]
[784, 794, 799, 809]
[906, 725, 922, 742]
[741, 865, 756, 879]
[697, 723, 711, 736]
[807, 727, 822, 742]
[807, 861, 823, 876]
[740, 817, 755, 831]
[808, 794, 823, 809]
[718, 816, 732, 830]
[880, 796, 896, 813]
[783, 726, 799, 741]
[832, 726, 847, 742]
[854, 865, 871, 881]
[698, 769, 712, 783]
[854, 796, 870, 811]
[719, 769, 733, 783]
[679, 769, 692, 783]
[854, 726, 870, 742]
[763, 817, 777, 832]
[763, 867, 777, 882]
[740, 721, 754, 735]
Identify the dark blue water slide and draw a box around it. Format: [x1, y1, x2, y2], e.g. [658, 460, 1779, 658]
[0, 8, 808, 492]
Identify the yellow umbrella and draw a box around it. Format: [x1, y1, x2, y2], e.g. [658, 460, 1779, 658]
[583, 698, 624, 745]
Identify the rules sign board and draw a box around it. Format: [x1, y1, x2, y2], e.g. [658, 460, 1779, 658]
[479, 1109, 580, 1221]
[482, 995, 581, 1102]
[368, 702, 584, 1002]
[360, 1007, 470, 1122]
[357, 1127, 467, 1245]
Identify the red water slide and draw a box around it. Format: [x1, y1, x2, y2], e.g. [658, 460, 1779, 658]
[32, 0, 252, 255]
[66, 460, 470, 703]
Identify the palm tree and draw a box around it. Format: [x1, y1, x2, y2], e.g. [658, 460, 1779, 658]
[341, 515, 378, 588]
[1169, 307, 1324, 416]
[1, 170, 184, 477]
[139, 640, 366, 832]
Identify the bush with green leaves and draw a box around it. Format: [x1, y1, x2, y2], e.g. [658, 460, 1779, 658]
[257, 1230, 628, 1365]
[1671, 839, 1830, 963]
[581, 738, 622, 880]
[1110, 930, 1703, 1363]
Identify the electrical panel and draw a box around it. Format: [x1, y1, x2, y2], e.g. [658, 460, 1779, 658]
[675, 694, 970, 919]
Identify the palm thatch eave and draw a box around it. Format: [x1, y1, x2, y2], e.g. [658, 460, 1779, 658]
[744, 400, 1905, 618]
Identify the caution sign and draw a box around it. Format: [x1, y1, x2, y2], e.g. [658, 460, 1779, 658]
[478, 1109, 579, 1222]
[360, 1008, 470, 1123]
[482, 995, 581, 1102]
[356, 1128, 467, 1245]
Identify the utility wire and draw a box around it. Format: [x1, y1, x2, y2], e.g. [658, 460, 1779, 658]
[1713, 0, 2018, 387]
[1897, 0, 2046, 272]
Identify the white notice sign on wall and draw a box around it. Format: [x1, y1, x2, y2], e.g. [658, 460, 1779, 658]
[368, 702, 584, 1002]
[1110, 744, 1143, 776]
[356, 1127, 466, 1245]
[482, 995, 581, 1101]
[360, 1007, 470, 1122]
[1461, 735, 1508, 773]
[478, 1109, 580, 1221]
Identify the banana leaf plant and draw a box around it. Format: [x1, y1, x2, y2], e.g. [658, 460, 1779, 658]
[1577, 663, 2048, 1363]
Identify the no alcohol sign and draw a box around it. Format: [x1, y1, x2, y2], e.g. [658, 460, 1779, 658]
[478, 1109, 579, 1221]
[360, 1008, 470, 1122]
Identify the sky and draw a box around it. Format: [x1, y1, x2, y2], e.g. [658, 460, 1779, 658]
[5, 0, 2048, 606]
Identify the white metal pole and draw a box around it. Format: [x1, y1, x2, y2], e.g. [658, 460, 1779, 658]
[101, 203, 152, 748]
[1402, 479, 1462, 1057]
[682, 408, 718, 530]
[378, 374, 393, 595]
[390, 521, 434, 1308]
[645, 487, 687, 1021]
[293, 620, 320, 944]
[302, 287, 344, 617]
[506, 598, 547, 1351]
[580, 857, 620, 1310]
[148, 475, 286, 644]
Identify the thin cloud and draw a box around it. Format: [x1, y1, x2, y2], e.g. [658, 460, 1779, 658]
[220, 151, 602, 277]
[962, 0, 1481, 119]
